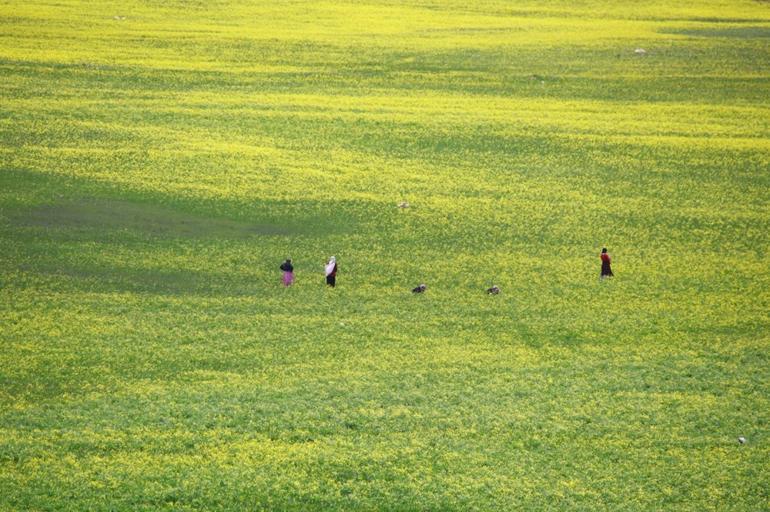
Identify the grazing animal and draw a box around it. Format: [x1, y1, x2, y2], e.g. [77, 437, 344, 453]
[487, 286, 500, 295]
[412, 284, 427, 293]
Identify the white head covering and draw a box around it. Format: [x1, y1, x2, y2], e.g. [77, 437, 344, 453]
[325, 256, 336, 276]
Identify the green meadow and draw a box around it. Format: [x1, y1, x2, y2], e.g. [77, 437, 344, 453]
[1, 1, 769, 510]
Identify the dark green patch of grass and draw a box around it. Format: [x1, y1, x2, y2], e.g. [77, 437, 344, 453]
[662, 26, 770, 38]
[14, 198, 290, 239]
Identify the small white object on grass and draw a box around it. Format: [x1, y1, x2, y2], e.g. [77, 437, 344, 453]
[738, 436, 746, 444]
[634, 48, 646, 55]
[398, 201, 410, 209]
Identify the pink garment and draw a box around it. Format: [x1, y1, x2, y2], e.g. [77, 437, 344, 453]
[282, 271, 294, 286]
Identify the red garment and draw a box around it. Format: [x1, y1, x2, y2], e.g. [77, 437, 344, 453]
[601, 253, 611, 263]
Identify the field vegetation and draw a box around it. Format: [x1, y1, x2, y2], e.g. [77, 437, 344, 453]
[1, 0, 769, 510]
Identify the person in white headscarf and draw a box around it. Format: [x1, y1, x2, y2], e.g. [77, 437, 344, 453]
[325, 256, 337, 287]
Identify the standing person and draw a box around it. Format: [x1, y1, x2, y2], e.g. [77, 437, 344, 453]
[600, 248, 614, 279]
[325, 256, 337, 287]
[280, 258, 294, 287]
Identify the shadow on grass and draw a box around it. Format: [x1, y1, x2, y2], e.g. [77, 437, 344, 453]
[17, 261, 262, 296]
[2, 168, 362, 296]
[661, 26, 770, 39]
[17, 198, 289, 239]
[1, 167, 360, 238]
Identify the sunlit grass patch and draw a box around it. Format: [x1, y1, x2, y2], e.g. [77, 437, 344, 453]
[1, 0, 769, 510]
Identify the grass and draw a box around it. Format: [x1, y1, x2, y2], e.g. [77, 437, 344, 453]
[1, 0, 769, 510]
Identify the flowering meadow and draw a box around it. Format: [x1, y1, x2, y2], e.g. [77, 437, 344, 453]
[1, 1, 769, 510]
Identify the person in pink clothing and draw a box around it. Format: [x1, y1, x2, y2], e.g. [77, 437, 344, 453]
[280, 258, 294, 286]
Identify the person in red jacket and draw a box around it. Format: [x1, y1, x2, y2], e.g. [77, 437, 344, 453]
[600, 248, 614, 279]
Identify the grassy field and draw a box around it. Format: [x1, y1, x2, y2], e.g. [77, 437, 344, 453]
[1, 1, 769, 510]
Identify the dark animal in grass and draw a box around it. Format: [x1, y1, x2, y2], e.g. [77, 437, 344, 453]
[487, 286, 500, 295]
[412, 284, 427, 293]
